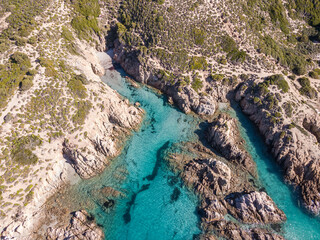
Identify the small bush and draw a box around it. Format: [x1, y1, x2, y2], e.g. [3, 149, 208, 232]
[67, 75, 88, 98]
[10, 52, 31, 68]
[11, 135, 42, 165]
[266, 74, 289, 92]
[191, 77, 203, 92]
[309, 71, 319, 79]
[189, 56, 207, 70]
[73, 101, 92, 125]
[298, 77, 317, 98]
[221, 35, 237, 53]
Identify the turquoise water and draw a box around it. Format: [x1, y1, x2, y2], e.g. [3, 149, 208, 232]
[74, 67, 201, 240]
[72, 59, 320, 239]
[229, 104, 320, 240]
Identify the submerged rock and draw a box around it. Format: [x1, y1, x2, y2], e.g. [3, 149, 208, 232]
[103, 199, 115, 209]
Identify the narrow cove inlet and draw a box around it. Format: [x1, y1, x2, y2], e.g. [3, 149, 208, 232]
[69, 53, 320, 240]
[72, 54, 202, 240]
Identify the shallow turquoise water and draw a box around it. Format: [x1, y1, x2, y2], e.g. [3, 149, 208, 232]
[74, 67, 201, 240]
[73, 59, 320, 239]
[229, 104, 320, 240]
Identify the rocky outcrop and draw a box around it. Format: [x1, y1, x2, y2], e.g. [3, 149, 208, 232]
[182, 158, 231, 197]
[235, 80, 320, 215]
[46, 210, 104, 240]
[168, 86, 216, 115]
[63, 141, 107, 179]
[175, 156, 285, 239]
[303, 115, 320, 142]
[207, 113, 256, 174]
[227, 191, 286, 224]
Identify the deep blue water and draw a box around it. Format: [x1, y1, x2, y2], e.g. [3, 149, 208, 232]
[228, 104, 320, 240]
[74, 64, 201, 240]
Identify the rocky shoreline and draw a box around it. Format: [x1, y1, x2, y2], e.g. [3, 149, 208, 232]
[235, 80, 320, 215]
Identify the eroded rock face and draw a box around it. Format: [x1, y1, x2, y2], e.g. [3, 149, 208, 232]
[207, 114, 256, 174]
[182, 158, 231, 197]
[227, 191, 286, 224]
[199, 198, 228, 222]
[46, 210, 103, 240]
[63, 98, 143, 179]
[63, 141, 107, 179]
[303, 115, 320, 142]
[167, 151, 286, 239]
[113, 41, 216, 116]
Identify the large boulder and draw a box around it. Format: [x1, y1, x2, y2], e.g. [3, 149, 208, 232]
[182, 158, 231, 197]
[227, 191, 286, 224]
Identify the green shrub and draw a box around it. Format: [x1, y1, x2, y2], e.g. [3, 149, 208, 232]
[192, 28, 206, 46]
[0, 0, 50, 38]
[61, 26, 74, 42]
[191, 77, 203, 92]
[288, 0, 320, 27]
[221, 35, 237, 53]
[11, 135, 42, 165]
[283, 102, 294, 117]
[266, 74, 289, 92]
[268, 0, 289, 33]
[67, 75, 88, 98]
[0, 52, 32, 109]
[189, 56, 207, 70]
[309, 70, 319, 79]
[70, 0, 101, 39]
[211, 74, 224, 81]
[38, 57, 57, 77]
[19, 77, 33, 91]
[227, 49, 248, 64]
[73, 101, 92, 125]
[298, 77, 317, 98]
[259, 35, 307, 75]
[253, 96, 261, 104]
[10, 52, 31, 68]
[15, 37, 27, 46]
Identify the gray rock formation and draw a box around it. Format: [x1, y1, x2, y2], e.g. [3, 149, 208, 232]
[63, 141, 107, 179]
[303, 115, 320, 142]
[46, 210, 103, 240]
[207, 113, 256, 174]
[227, 191, 286, 224]
[182, 158, 231, 197]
